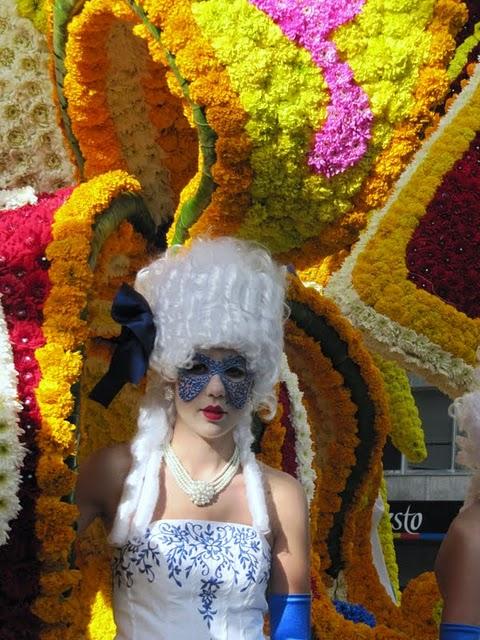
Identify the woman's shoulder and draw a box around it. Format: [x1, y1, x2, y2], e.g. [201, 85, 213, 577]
[435, 501, 480, 624]
[77, 442, 132, 503]
[260, 462, 304, 488]
[442, 501, 480, 546]
[75, 443, 133, 534]
[435, 501, 480, 583]
[81, 442, 132, 477]
[259, 462, 308, 514]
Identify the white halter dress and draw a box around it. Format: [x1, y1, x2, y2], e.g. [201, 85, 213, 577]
[112, 518, 271, 639]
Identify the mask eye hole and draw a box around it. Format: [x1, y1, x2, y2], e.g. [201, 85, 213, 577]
[188, 362, 209, 375]
[224, 366, 246, 381]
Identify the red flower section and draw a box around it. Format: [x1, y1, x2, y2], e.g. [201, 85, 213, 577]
[0, 187, 72, 637]
[280, 382, 298, 478]
[406, 132, 480, 319]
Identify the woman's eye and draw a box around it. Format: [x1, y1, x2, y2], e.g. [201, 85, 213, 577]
[225, 366, 246, 380]
[189, 363, 208, 375]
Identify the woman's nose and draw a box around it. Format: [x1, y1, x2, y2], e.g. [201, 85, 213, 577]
[206, 374, 225, 397]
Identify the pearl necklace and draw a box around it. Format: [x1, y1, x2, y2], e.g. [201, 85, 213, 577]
[163, 443, 240, 506]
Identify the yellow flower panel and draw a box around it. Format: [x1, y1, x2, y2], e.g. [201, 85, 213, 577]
[33, 171, 143, 637]
[67, 216, 151, 639]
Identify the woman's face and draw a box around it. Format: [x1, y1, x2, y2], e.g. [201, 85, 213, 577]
[174, 348, 253, 439]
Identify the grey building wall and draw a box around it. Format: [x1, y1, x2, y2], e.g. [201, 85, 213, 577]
[386, 473, 470, 502]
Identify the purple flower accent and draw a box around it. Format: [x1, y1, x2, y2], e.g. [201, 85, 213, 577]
[249, 0, 373, 177]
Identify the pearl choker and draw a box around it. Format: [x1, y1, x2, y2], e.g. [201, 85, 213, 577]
[163, 443, 241, 506]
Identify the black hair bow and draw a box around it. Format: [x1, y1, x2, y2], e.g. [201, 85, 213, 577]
[89, 283, 156, 407]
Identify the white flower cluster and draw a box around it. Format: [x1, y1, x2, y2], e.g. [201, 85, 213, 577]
[280, 353, 316, 504]
[0, 2, 74, 193]
[0, 185, 37, 210]
[0, 298, 26, 545]
[106, 22, 174, 224]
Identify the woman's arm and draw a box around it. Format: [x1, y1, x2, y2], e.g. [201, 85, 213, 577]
[268, 470, 310, 593]
[75, 444, 131, 536]
[264, 467, 311, 640]
[435, 501, 480, 627]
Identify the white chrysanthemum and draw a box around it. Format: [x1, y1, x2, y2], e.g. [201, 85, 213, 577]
[0, 2, 74, 193]
[0, 298, 26, 545]
[105, 21, 174, 223]
[0, 185, 37, 210]
[280, 354, 316, 504]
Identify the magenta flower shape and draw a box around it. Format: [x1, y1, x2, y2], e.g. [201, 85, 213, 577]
[249, 0, 373, 178]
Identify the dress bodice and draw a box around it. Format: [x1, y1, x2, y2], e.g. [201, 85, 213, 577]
[112, 518, 271, 640]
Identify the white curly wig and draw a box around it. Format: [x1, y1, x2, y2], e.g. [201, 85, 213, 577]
[450, 349, 480, 511]
[109, 237, 287, 545]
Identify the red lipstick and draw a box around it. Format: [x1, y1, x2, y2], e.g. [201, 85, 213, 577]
[202, 405, 226, 421]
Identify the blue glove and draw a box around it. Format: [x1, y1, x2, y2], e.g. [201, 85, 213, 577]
[440, 623, 480, 639]
[268, 593, 311, 640]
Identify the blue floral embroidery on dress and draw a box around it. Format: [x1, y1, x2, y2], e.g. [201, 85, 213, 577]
[113, 522, 270, 630]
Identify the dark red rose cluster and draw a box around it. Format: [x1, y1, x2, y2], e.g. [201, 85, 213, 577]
[406, 132, 480, 319]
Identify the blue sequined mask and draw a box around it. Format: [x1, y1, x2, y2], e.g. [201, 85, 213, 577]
[178, 353, 254, 409]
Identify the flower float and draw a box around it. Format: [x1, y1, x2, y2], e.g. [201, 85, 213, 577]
[279, 278, 439, 639]
[52, 0, 464, 259]
[65, 216, 151, 640]
[0, 0, 478, 638]
[326, 61, 480, 398]
[32, 171, 155, 639]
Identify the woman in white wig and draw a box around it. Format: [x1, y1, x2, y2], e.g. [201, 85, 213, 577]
[76, 237, 311, 640]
